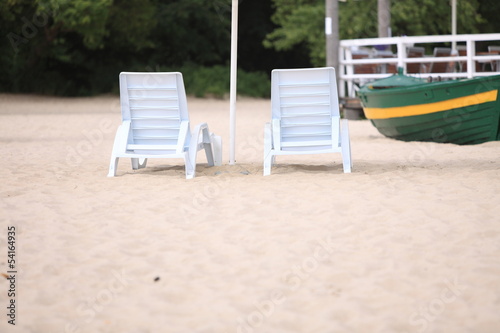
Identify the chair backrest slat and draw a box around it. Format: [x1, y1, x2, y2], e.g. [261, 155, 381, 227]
[271, 68, 339, 150]
[119, 72, 189, 147]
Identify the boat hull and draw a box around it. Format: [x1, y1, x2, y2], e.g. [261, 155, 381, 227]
[357, 75, 500, 144]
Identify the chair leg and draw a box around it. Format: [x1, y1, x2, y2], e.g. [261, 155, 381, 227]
[187, 123, 222, 179]
[186, 126, 205, 179]
[194, 126, 213, 167]
[341, 119, 352, 173]
[108, 156, 119, 177]
[184, 151, 195, 179]
[202, 129, 222, 167]
[107, 123, 129, 177]
[131, 158, 139, 170]
[210, 134, 222, 166]
[264, 154, 274, 176]
[263, 123, 273, 176]
[107, 121, 131, 177]
[138, 158, 147, 169]
[132, 158, 148, 170]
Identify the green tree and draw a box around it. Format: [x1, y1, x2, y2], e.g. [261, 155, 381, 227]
[265, 0, 486, 66]
[0, 0, 299, 97]
[264, 0, 325, 66]
[147, 0, 232, 67]
[391, 0, 483, 36]
[0, 0, 157, 94]
[37, 0, 113, 49]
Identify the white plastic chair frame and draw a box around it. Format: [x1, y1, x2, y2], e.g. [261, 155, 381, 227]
[263, 67, 352, 176]
[108, 72, 222, 179]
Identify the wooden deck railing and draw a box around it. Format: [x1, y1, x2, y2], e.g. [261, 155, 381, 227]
[339, 33, 500, 98]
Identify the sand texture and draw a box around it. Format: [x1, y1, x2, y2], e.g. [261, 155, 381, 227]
[0, 93, 500, 333]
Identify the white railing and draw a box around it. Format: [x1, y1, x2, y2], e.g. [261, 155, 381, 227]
[339, 33, 500, 98]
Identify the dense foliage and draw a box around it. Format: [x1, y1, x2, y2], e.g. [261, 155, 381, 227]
[265, 0, 492, 67]
[0, 0, 294, 96]
[0, 0, 499, 97]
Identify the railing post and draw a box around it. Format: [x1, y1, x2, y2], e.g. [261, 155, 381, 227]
[397, 41, 405, 73]
[345, 47, 354, 97]
[466, 39, 475, 79]
[338, 46, 345, 98]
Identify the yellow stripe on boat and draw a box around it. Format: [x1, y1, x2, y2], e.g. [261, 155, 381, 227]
[364, 90, 498, 119]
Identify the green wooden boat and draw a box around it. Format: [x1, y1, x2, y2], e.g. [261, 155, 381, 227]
[357, 69, 500, 144]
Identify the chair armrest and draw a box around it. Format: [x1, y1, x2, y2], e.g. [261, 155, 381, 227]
[113, 120, 131, 154]
[177, 120, 190, 154]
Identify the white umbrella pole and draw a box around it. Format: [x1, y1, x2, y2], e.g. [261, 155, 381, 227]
[229, 0, 238, 165]
[451, 0, 457, 50]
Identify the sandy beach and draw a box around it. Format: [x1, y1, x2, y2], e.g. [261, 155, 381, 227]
[0, 92, 500, 333]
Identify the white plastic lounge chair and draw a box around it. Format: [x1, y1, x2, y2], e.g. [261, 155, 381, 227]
[108, 72, 222, 179]
[263, 67, 352, 176]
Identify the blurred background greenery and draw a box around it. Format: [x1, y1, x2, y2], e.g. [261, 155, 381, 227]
[0, 0, 498, 98]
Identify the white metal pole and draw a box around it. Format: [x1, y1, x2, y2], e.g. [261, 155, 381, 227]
[229, 0, 238, 165]
[378, 0, 391, 38]
[451, 0, 457, 50]
[325, 0, 339, 71]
